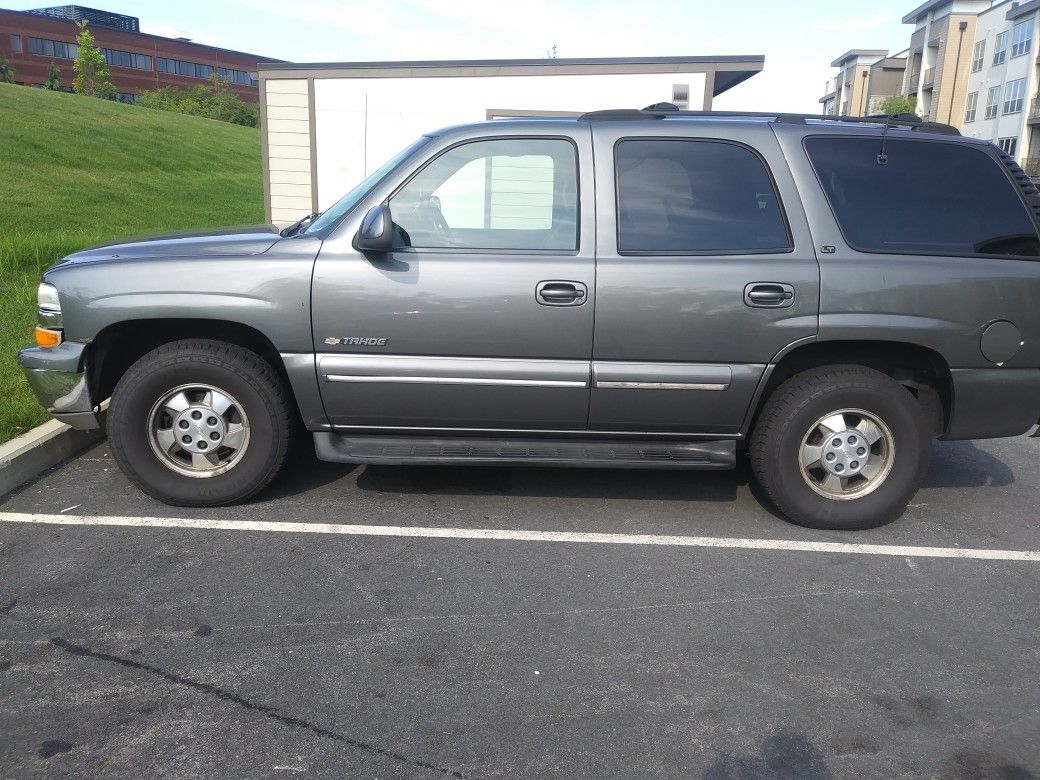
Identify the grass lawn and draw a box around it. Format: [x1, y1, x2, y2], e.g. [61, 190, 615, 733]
[0, 83, 265, 442]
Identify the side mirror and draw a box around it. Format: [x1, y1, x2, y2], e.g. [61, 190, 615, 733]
[353, 203, 394, 253]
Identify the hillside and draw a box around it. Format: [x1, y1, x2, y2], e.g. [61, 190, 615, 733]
[0, 84, 265, 441]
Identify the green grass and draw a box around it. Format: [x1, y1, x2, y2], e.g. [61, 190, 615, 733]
[0, 83, 264, 442]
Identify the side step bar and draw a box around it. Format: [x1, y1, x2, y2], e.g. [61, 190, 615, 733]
[313, 433, 736, 470]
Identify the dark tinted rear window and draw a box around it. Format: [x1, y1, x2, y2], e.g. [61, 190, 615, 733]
[805, 136, 1040, 258]
[616, 139, 791, 254]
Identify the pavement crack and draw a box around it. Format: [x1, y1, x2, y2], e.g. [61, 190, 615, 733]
[49, 637, 478, 780]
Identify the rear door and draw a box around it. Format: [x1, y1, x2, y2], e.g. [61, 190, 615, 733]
[311, 128, 596, 431]
[589, 122, 820, 434]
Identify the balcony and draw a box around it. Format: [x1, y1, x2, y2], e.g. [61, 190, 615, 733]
[922, 68, 935, 90]
[907, 70, 921, 95]
[1029, 98, 1040, 124]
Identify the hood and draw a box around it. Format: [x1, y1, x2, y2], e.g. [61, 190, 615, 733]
[52, 226, 283, 268]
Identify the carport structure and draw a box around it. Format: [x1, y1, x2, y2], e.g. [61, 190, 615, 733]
[256, 55, 765, 226]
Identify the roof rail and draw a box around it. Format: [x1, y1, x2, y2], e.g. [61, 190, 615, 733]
[577, 103, 960, 135]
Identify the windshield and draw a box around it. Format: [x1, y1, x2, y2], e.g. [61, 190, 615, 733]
[304, 136, 433, 235]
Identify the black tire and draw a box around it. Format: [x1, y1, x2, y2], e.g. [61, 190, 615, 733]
[750, 365, 931, 530]
[107, 339, 292, 506]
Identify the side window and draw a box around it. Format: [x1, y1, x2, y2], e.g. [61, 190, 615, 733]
[615, 139, 791, 254]
[805, 136, 1040, 259]
[389, 138, 578, 251]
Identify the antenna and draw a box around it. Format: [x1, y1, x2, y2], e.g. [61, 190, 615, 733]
[878, 119, 890, 165]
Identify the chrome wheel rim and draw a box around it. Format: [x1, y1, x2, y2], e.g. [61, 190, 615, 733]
[147, 384, 250, 478]
[799, 408, 895, 501]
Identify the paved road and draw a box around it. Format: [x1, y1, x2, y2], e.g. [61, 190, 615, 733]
[1, 434, 1039, 779]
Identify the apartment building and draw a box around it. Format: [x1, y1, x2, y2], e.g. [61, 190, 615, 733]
[962, 0, 1038, 171]
[0, 5, 278, 102]
[820, 50, 888, 115]
[820, 50, 908, 116]
[902, 0, 991, 128]
[867, 52, 910, 112]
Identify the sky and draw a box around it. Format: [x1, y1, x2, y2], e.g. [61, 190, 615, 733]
[6, 0, 920, 112]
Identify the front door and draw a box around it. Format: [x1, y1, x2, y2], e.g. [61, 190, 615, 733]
[312, 132, 596, 431]
[589, 126, 821, 435]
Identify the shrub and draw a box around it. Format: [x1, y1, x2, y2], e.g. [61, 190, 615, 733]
[137, 75, 259, 127]
[46, 63, 62, 91]
[878, 95, 918, 116]
[0, 53, 13, 84]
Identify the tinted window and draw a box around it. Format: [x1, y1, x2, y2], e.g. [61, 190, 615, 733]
[805, 137, 1040, 259]
[615, 139, 791, 254]
[390, 138, 578, 251]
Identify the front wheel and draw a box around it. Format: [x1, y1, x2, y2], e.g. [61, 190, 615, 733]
[108, 340, 292, 506]
[750, 366, 932, 530]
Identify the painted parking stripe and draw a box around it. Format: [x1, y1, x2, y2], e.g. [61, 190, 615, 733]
[1, 511, 1039, 563]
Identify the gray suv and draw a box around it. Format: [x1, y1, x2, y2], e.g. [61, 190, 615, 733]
[18, 106, 1040, 530]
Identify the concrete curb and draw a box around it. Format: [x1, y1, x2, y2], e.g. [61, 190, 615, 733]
[0, 418, 106, 498]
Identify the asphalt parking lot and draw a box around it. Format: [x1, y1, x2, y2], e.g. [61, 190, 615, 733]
[1, 433, 1039, 779]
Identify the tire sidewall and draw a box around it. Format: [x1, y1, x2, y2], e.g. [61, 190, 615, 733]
[767, 379, 929, 530]
[109, 353, 282, 505]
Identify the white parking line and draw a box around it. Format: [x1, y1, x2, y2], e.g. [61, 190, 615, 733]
[1, 511, 1038, 562]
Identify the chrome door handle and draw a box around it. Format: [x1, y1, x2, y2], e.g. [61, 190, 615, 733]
[537, 281, 588, 306]
[744, 283, 795, 308]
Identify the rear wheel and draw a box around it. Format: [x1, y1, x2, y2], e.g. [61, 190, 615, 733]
[750, 366, 931, 530]
[108, 340, 292, 506]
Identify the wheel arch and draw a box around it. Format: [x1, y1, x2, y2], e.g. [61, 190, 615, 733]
[86, 319, 297, 418]
[743, 339, 953, 439]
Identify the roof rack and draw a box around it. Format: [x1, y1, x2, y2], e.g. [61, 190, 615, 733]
[577, 103, 960, 135]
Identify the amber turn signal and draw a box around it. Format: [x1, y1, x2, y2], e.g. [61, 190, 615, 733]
[34, 327, 62, 348]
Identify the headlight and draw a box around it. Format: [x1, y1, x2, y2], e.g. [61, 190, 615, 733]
[37, 283, 62, 328]
[38, 283, 60, 313]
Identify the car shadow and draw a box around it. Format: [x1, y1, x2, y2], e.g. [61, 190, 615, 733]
[255, 441, 360, 501]
[353, 459, 749, 504]
[255, 436, 1017, 510]
[923, 440, 1015, 489]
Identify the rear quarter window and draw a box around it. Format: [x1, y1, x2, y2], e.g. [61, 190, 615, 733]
[615, 139, 792, 255]
[804, 136, 1040, 259]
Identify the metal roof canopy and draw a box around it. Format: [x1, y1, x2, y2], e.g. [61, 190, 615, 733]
[257, 55, 765, 98]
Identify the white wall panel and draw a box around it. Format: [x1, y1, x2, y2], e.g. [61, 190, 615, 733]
[311, 72, 706, 210]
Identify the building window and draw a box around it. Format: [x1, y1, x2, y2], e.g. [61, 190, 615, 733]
[1004, 78, 1026, 114]
[10, 34, 22, 55]
[985, 86, 1001, 119]
[28, 37, 79, 59]
[216, 66, 255, 86]
[157, 57, 202, 78]
[971, 39, 985, 72]
[994, 30, 1009, 65]
[615, 139, 791, 255]
[101, 48, 152, 71]
[965, 91, 979, 123]
[1011, 19, 1033, 58]
[155, 58, 255, 86]
[804, 136, 1040, 259]
[389, 138, 579, 251]
[997, 137, 1019, 157]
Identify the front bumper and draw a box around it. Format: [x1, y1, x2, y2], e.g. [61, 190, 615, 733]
[17, 342, 99, 430]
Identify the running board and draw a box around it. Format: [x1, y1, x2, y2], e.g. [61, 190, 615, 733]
[313, 433, 736, 470]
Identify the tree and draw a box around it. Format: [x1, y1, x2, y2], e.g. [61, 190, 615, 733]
[72, 20, 114, 98]
[0, 53, 14, 84]
[45, 63, 62, 91]
[878, 95, 918, 116]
